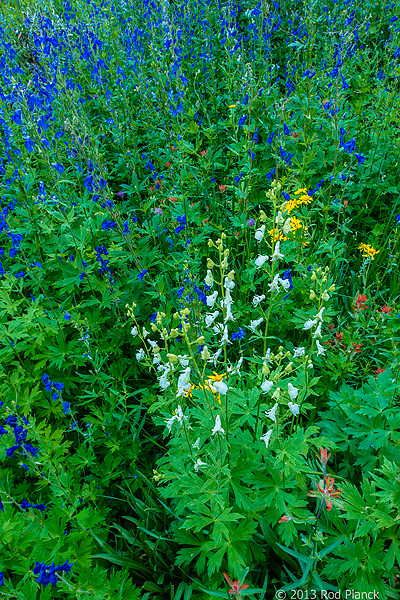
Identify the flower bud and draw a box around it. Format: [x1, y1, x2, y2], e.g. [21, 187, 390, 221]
[221, 233, 227, 240]
[309, 290, 316, 300]
[201, 346, 210, 360]
[167, 353, 178, 363]
[196, 336, 205, 345]
[311, 271, 317, 281]
[329, 284, 336, 292]
[260, 210, 267, 222]
[284, 362, 293, 373]
[262, 362, 270, 375]
[227, 270, 235, 280]
[207, 258, 215, 268]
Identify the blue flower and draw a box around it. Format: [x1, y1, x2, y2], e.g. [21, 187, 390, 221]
[21, 499, 32, 509]
[235, 172, 243, 185]
[0, 572, 3, 586]
[64, 312, 71, 321]
[102, 220, 116, 231]
[24, 136, 35, 152]
[238, 115, 247, 127]
[267, 132, 275, 144]
[0, 495, 4, 511]
[137, 269, 147, 281]
[15, 271, 26, 278]
[283, 123, 290, 135]
[51, 163, 64, 174]
[355, 153, 365, 164]
[343, 138, 356, 153]
[395, 215, 400, 224]
[122, 220, 130, 236]
[231, 328, 246, 341]
[266, 168, 276, 180]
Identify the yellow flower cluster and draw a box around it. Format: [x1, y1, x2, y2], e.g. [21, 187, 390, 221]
[282, 188, 312, 215]
[184, 372, 226, 405]
[358, 243, 380, 261]
[267, 228, 288, 242]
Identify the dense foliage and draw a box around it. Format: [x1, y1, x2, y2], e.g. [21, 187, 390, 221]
[1, 0, 400, 597]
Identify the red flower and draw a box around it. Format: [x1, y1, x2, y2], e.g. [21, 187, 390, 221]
[351, 342, 363, 353]
[308, 475, 341, 511]
[219, 184, 227, 192]
[168, 197, 178, 204]
[165, 161, 172, 168]
[374, 367, 386, 380]
[352, 294, 368, 314]
[318, 448, 331, 466]
[201, 149, 208, 157]
[278, 516, 292, 523]
[327, 323, 335, 331]
[292, 131, 300, 139]
[223, 573, 249, 595]
[378, 305, 393, 315]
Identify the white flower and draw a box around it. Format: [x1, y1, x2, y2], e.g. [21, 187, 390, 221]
[209, 348, 223, 367]
[206, 291, 218, 307]
[316, 307, 326, 321]
[205, 311, 219, 327]
[287, 383, 299, 400]
[249, 317, 264, 332]
[271, 241, 284, 261]
[283, 217, 291, 235]
[265, 403, 278, 422]
[224, 302, 235, 323]
[275, 211, 284, 225]
[205, 269, 214, 287]
[159, 372, 171, 390]
[293, 346, 305, 358]
[304, 318, 317, 330]
[174, 405, 187, 425]
[142, 328, 149, 339]
[288, 402, 299, 416]
[153, 353, 161, 365]
[178, 355, 190, 367]
[261, 380, 274, 393]
[279, 277, 291, 291]
[212, 415, 225, 435]
[264, 348, 272, 362]
[260, 429, 273, 448]
[220, 324, 231, 345]
[177, 367, 191, 397]
[255, 254, 269, 268]
[313, 322, 322, 339]
[224, 277, 235, 290]
[136, 348, 145, 361]
[211, 379, 228, 395]
[194, 458, 207, 472]
[255, 224, 265, 242]
[192, 437, 201, 450]
[229, 356, 243, 376]
[268, 274, 280, 292]
[165, 415, 176, 433]
[321, 291, 330, 301]
[131, 326, 138, 337]
[253, 294, 265, 306]
[316, 340, 326, 356]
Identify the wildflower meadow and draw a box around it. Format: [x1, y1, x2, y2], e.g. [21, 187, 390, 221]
[1, 0, 400, 597]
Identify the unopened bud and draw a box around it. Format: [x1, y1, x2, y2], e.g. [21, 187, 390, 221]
[167, 353, 178, 363]
[207, 258, 215, 268]
[196, 336, 205, 345]
[260, 210, 267, 222]
[309, 290, 316, 300]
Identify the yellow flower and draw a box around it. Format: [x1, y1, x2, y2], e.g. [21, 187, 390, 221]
[294, 188, 308, 196]
[358, 243, 380, 260]
[184, 384, 196, 399]
[228, 104, 236, 108]
[267, 228, 288, 242]
[290, 217, 302, 231]
[208, 371, 226, 382]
